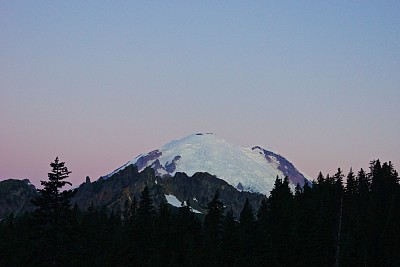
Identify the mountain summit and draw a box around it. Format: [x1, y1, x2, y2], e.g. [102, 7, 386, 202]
[105, 133, 309, 195]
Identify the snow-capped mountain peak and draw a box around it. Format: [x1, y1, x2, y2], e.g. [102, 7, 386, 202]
[105, 133, 309, 195]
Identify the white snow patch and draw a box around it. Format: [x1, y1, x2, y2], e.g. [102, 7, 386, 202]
[191, 207, 202, 214]
[155, 167, 168, 176]
[164, 194, 182, 208]
[164, 194, 202, 214]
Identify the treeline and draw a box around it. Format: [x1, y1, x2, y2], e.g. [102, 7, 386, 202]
[0, 159, 400, 266]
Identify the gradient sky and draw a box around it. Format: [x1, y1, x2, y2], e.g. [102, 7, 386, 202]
[1, 1, 399, 188]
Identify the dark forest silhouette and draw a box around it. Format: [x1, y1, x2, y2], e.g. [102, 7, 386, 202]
[1, 158, 399, 266]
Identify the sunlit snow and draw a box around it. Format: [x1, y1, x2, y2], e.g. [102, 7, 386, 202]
[149, 134, 280, 194]
[106, 133, 305, 195]
[164, 194, 202, 214]
[164, 194, 181, 208]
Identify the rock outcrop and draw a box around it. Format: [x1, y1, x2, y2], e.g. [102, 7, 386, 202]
[0, 179, 37, 218]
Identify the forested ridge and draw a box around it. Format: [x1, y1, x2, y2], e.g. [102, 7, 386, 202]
[1, 159, 399, 267]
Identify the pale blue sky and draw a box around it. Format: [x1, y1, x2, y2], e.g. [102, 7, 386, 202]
[1, 1, 399, 186]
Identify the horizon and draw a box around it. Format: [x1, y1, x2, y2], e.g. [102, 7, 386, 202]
[2, 132, 397, 188]
[1, 1, 399, 187]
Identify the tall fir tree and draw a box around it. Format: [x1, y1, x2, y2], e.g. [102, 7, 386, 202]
[221, 209, 240, 267]
[265, 176, 293, 266]
[333, 168, 344, 267]
[368, 160, 399, 266]
[31, 157, 75, 267]
[238, 198, 256, 266]
[155, 203, 172, 266]
[135, 186, 156, 266]
[173, 199, 202, 266]
[341, 168, 359, 266]
[202, 190, 225, 267]
[290, 180, 316, 266]
[255, 197, 269, 266]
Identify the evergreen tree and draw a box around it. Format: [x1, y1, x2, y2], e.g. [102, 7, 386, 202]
[119, 202, 140, 265]
[134, 186, 156, 266]
[255, 197, 269, 265]
[202, 190, 225, 267]
[31, 157, 75, 267]
[290, 180, 316, 266]
[221, 209, 240, 267]
[79, 204, 110, 266]
[333, 168, 344, 267]
[345, 168, 357, 196]
[354, 168, 370, 266]
[0, 212, 35, 266]
[172, 199, 202, 266]
[238, 198, 256, 266]
[117, 196, 140, 267]
[265, 176, 293, 266]
[341, 168, 359, 266]
[367, 160, 399, 266]
[155, 203, 172, 266]
[0, 213, 16, 266]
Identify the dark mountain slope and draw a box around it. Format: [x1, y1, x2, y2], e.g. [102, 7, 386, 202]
[0, 179, 37, 218]
[73, 165, 264, 217]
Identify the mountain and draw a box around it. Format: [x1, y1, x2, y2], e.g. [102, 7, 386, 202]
[104, 133, 309, 195]
[0, 179, 37, 218]
[74, 165, 264, 217]
[0, 134, 308, 217]
[0, 167, 266, 219]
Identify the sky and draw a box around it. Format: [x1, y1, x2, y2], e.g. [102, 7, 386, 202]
[1, 1, 399, 188]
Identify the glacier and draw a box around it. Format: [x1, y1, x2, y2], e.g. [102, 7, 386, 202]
[105, 133, 309, 196]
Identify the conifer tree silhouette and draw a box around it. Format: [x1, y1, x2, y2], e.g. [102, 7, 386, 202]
[31, 157, 75, 267]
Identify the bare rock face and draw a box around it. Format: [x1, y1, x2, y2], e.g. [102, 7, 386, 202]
[73, 166, 264, 217]
[160, 172, 264, 216]
[0, 179, 37, 218]
[1, 165, 266, 218]
[252, 146, 309, 187]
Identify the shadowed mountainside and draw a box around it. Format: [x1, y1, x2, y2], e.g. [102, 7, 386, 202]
[0, 179, 37, 218]
[74, 165, 264, 217]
